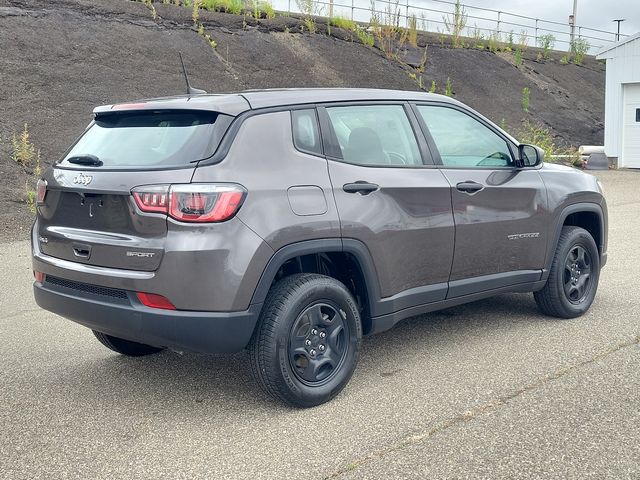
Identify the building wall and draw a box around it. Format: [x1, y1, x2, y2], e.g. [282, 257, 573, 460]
[597, 35, 640, 166]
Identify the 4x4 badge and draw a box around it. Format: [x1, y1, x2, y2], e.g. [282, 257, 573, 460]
[73, 173, 93, 186]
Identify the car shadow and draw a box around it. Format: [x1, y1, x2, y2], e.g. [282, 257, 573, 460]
[53, 292, 545, 411]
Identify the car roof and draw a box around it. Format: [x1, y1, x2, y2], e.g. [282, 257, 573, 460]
[93, 88, 461, 116]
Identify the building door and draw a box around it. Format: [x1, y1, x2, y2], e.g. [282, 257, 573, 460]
[622, 83, 640, 168]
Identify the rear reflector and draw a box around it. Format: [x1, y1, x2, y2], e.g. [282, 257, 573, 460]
[132, 184, 246, 223]
[34, 271, 46, 283]
[36, 179, 47, 204]
[136, 292, 176, 310]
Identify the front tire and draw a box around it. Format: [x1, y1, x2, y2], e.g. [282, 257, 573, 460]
[249, 274, 362, 408]
[534, 226, 600, 318]
[93, 331, 164, 357]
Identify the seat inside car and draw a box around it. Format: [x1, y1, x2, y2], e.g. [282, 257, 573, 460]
[344, 127, 388, 165]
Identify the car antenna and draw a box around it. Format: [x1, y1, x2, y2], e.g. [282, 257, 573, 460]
[178, 52, 207, 96]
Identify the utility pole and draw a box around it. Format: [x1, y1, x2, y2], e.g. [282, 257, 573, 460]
[613, 19, 625, 41]
[569, 0, 578, 44]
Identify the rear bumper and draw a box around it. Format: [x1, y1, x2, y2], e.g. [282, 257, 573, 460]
[34, 281, 261, 354]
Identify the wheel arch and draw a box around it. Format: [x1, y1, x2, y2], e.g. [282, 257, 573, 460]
[249, 239, 381, 334]
[544, 202, 605, 279]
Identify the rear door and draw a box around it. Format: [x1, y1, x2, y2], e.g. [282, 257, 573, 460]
[318, 103, 455, 313]
[37, 109, 229, 271]
[413, 103, 550, 297]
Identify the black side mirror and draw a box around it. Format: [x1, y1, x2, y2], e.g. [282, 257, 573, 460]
[517, 144, 543, 168]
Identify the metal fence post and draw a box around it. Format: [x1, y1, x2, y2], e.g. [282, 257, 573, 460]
[497, 11, 501, 35]
[351, 0, 354, 21]
[406, 0, 409, 28]
[535, 19, 538, 45]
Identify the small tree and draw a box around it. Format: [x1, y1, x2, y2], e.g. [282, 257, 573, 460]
[521, 87, 530, 113]
[570, 37, 590, 65]
[443, 0, 467, 48]
[537, 33, 555, 59]
[11, 124, 36, 168]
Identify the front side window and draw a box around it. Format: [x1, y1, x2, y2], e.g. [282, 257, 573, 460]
[417, 105, 513, 168]
[325, 105, 422, 166]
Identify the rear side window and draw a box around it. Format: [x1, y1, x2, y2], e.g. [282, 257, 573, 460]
[60, 110, 222, 168]
[291, 109, 322, 156]
[325, 105, 422, 166]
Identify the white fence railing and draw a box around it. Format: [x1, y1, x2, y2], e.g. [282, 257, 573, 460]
[273, 0, 626, 53]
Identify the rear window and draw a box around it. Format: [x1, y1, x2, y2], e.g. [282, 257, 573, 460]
[60, 110, 222, 168]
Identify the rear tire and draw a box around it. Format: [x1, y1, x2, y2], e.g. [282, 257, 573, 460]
[534, 226, 600, 318]
[93, 330, 164, 357]
[249, 273, 362, 408]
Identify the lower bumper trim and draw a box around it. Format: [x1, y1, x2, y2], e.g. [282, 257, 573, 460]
[34, 283, 261, 354]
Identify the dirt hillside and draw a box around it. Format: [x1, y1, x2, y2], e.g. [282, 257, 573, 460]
[0, 0, 605, 241]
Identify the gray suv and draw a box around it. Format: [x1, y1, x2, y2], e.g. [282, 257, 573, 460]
[32, 89, 607, 407]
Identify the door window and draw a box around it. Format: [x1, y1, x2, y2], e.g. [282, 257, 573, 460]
[417, 105, 513, 168]
[325, 105, 422, 166]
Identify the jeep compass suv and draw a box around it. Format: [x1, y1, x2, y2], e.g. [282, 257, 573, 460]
[32, 89, 607, 407]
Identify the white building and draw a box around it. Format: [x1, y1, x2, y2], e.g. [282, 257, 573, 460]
[597, 33, 640, 168]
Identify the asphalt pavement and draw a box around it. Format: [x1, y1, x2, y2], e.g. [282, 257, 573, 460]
[1, 170, 638, 479]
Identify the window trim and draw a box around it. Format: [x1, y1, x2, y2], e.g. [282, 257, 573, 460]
[316, 101, 436, 169]
[410, 102, 521, 170]
[290, 107, 324, 158]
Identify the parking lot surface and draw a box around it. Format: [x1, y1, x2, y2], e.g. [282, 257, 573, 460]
[1, 170, 638, 479]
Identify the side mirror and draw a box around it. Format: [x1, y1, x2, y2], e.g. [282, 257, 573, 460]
[517, 144, 544, 167]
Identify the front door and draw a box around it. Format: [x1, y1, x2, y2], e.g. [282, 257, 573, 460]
[319, 103, 455, 315]
[414, 104, 550, 297]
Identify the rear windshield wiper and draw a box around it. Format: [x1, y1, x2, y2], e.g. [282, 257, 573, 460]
[67, 154, 103, 166]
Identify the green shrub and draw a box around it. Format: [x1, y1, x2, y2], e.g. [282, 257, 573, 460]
[570, 37, 589, 65]
[444, 77, 453, 97]
[560, 54, 569, 64]
[516, 119, 556, 159]
[11, 124, 36, 168]
[537, 33, 555, 59]
[506, 30, 514, 50]
[429, 80, 436, 93]
[25, 182, 36, 214]
[514, 46, 523, 66]
[356, 28, 374, 47]
[408, 14, 418, 47]
[521, 87, 530, 112]
[443, 0, 467, 48]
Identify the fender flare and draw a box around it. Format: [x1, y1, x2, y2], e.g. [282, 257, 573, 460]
[543, 202, 605, 280]
[249, 238, 381, 316]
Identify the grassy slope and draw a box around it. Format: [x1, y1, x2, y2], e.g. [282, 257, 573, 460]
[0, 0, 604, 240]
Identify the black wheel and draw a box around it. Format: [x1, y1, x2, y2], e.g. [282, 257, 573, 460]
[249, 273, 362, 408]
[534, 226, 600, 318]
[92, 330, 164, 357]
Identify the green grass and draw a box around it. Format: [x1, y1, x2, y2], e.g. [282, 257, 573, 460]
[330, 16, 357, 31]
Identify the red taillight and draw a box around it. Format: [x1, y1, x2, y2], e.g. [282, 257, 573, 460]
[34, 271, 46, 283]
[132, 184, 245, 223]
[133, 185, 170, 214]
[36, 179, 47, 204]
[136, 292, 176, 310]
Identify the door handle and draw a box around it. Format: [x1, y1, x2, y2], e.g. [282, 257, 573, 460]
[343, 181, 379, 195]
[456, 181, 484, 194]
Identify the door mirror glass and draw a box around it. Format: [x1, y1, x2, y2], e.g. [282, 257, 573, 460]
[518, 144, 542, 167]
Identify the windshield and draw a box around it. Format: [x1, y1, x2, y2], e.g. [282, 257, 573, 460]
[60, 110, 220, 168]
